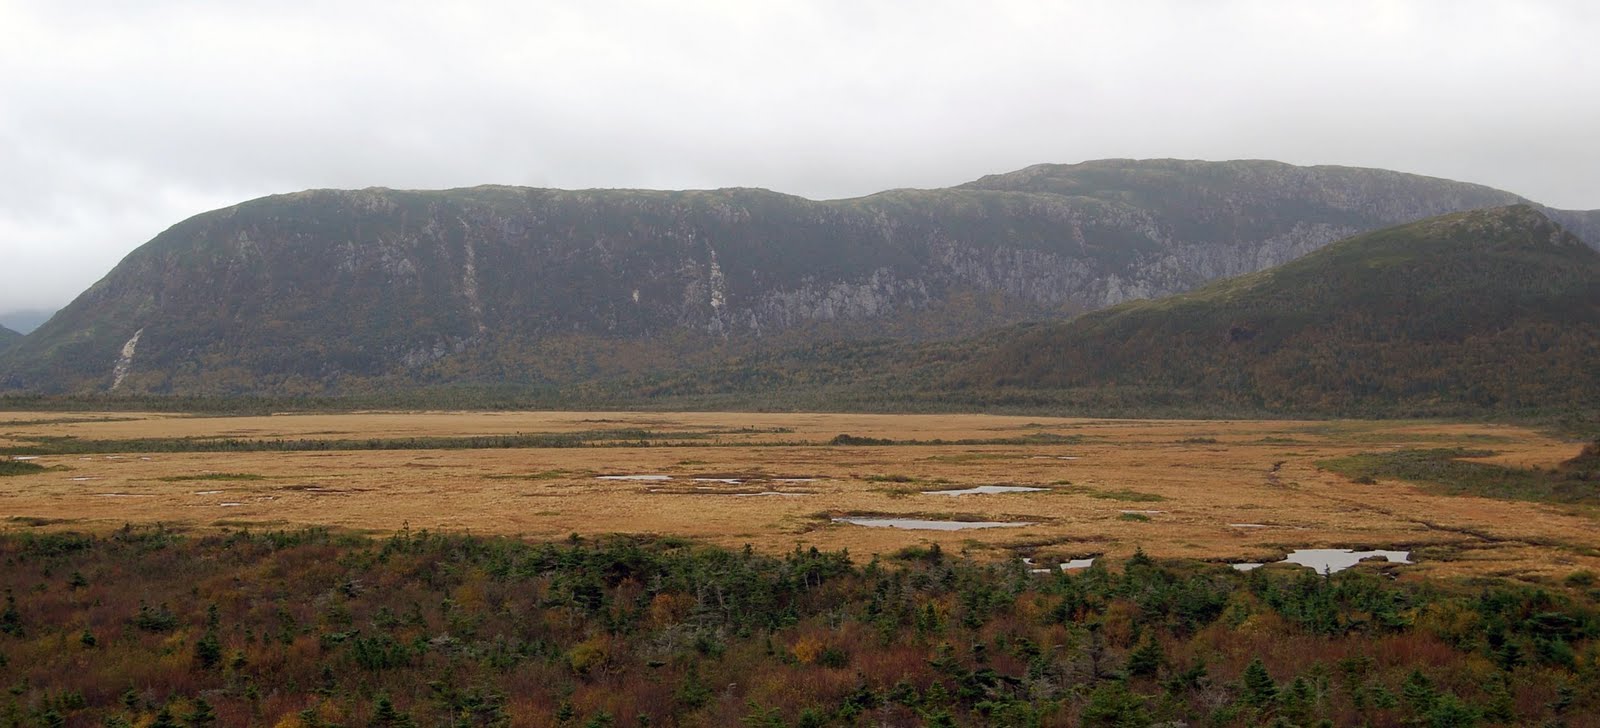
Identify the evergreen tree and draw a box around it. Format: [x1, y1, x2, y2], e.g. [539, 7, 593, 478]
[184, 697, 216, 728]
[1242, 659, 1277, 707]
[194, 631, 222, 670]
[1425, 693, 1479, 727]
[1081, 680, 1149, 728]
[0, 591, 22, 637]
[1127, 637, 1164, 677]
[1401, 669, 1438, 716]
[370, 695, 413, 727]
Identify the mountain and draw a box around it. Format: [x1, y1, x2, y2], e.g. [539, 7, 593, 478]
[1549, 208, 1600, 246]
[951, 205, 1600, 414]
[0, 159, 1590, 395]
[0, 309, 56, 335]
[0, 325, 19, 352]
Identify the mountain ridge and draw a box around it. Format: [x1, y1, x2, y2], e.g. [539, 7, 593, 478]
[949, 204, 1600, 413]
[2, 159, 1594, 396]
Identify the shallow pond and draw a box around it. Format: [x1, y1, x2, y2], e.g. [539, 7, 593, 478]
[1022, 556, 1096, 572]
[921, 485, 1048, 496]
[1283, 549, 1411, 573]
[1226, 549, 1412, 574]
[833, 517, 1034, 531]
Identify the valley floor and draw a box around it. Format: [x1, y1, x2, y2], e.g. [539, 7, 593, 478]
[2, 411, 1594, 584]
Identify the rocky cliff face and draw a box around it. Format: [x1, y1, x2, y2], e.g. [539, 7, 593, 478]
[2, 159, 1592, 394]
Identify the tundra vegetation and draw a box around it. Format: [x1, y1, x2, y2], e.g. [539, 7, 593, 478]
[1, 527, 1597, 727]
[0, 412, 1598, 725]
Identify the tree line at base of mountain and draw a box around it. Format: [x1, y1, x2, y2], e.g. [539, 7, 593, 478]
[1, 526, 1596, 727]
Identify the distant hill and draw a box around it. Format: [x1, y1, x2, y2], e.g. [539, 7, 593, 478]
[950, 205, 1600, 414]
[0, 309, 56, 335]
[1, 159, 1592, 396]
[0, 325, 19, 351]
[1549, 209, 1600, 247]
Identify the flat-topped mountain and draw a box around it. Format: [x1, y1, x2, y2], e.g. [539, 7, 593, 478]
[0, 159, 1591, 395]
[952, 205, 1600, 413]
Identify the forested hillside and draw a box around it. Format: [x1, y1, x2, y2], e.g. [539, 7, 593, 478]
[950, 206, 1600, 416]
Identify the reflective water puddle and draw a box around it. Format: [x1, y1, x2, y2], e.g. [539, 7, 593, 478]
[833, 517, 1034, 531]
[1229, 549, 1412, 574]
[921, 485, 1048, 496]
[1283, 549, 1411, 573]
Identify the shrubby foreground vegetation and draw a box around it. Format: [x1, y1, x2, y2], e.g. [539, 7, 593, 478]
[1, 527, 1597, 726]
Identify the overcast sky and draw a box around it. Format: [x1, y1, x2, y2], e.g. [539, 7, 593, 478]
[2, 0, 1596, 314]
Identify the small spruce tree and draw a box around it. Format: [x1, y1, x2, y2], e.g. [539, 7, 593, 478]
[1128, 636, 1165, 677]
[1242, 658, 1278, 707]
[185, 697, 216, 728]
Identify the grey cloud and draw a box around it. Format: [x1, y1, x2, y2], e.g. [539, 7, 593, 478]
[1, 0, 1596, 312]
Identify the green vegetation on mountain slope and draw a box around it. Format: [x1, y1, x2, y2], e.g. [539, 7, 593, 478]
[950, 205, 1600, 416]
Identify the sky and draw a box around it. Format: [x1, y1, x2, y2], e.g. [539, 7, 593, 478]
[2, 0, 1597, 314]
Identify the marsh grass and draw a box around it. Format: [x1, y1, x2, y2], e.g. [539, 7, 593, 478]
[155, 473, 267, 482]
[1086, 488, 1169, 503]
[1319, 447, 1600, 505]
[484, 470, 571, 481]
[0, 461, 45, 477]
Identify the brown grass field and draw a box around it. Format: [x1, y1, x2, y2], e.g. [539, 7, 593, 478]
[2, 410, 1596, 581]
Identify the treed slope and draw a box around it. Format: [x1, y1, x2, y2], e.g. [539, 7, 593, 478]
[0, 325, 20, 351]
[0, 159, 1573, 396]
[954, 205, 1600, 413]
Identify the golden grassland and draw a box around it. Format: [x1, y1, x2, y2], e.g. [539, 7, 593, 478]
[1, 410, 1595, 581]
